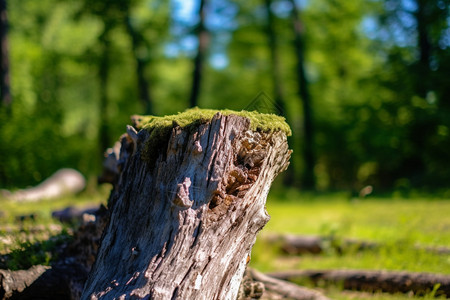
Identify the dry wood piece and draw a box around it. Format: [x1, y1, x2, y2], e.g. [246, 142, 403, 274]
[248, 268, 329, 300]
[1, 169, 85, 202]
[268, 269, 450, 297]
[3, 261, 90, 300]
[82, 110, 291, 299]
[267, 234, 378, 255]
[267, 234, 450, 256]
[0, 265, 49, 298]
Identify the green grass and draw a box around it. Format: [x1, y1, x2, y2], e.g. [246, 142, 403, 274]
[0, 186, 108, 259]
[263, 190, 450, 247]
[0, 185, 109, 224]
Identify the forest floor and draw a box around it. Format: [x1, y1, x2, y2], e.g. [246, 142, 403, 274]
[0, 187, 449, 299]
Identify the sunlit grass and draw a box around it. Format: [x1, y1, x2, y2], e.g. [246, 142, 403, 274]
[263, 190, 450, 246]
[0, 186, 109, 256]
[250, 190, 450, 298]
[0, 185, 109, 226]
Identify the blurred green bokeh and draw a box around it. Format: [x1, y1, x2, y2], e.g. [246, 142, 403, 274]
[1, 0, 449, 192]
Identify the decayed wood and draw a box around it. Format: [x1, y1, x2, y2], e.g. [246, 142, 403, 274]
[4, 262, 89, 300]
[0, 265, 49, 299]
[248, 268, 329, 300]
[268, 269, 450, 297]
[82, 113, 291, 299]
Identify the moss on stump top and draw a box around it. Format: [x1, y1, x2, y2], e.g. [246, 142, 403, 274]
[133, 108, 291, 136]
[133, 108, 291, 166]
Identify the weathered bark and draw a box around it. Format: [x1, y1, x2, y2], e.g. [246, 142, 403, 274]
[268, 269, 450, 297]
[4, 262, 89, 300]
[0, 265, 49, 299]
[82, 113, 291, 299]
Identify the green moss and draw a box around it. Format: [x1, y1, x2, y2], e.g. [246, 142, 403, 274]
[137, 108, 291, 166]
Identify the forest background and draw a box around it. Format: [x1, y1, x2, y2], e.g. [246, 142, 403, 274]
[1, 0, 449, 194]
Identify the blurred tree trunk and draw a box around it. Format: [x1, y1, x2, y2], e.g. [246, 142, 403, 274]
[416, 0, 432, 99]
[125, 12, 153, 115]
[98, 29, 111, 158]
[265, 0, 297, 186]
[0, 0, 11, 107]
[288, 0, 315, 189]
[264, 0, 286, 114]
[189, 0, 208, 108]
[404, 0, 435, 183]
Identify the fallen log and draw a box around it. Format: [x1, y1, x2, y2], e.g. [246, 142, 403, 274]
[268, 234, 379, 255]
[81, 109, 292, 299]
[267, 234, 450, 256]
[0, 265, 49, 299]
[268, 269, 450, 297]
[248, 268, 329, 300]
[1, 169, 85, 202]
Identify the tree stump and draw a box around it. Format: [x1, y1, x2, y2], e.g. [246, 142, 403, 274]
[81, 109, 291, 300]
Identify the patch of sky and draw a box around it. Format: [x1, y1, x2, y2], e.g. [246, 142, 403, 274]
[167, 0, 238, 67]
[439, 17, 450, 49]
[271, 0, 309, 18]
[171, 0, 198, 27]
[271, 0, 293, 18]
[207, 0, 239, 32]
[401, 0, 418, 12]
[361, 1, 417, 48]
[361, 16, 379, 40]
[209, 53, 229, 69]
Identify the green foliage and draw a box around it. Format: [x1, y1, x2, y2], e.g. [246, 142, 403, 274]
[1, 0, 450, 190]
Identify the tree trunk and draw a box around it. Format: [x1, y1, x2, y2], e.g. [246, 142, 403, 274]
[81, 112, 291, 299]
[125, 13, 153, 115]
[0, 0, 11, 107]
[264, 0, 286, 115]
[288, 0, 315, 190]
[189, 0, 208, 108]
[98, 29, 111, 158]
[416, 0, 432, 99]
